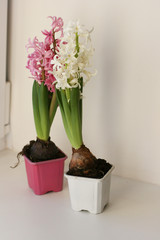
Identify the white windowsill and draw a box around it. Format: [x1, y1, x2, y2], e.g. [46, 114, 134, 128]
[0, 149, 160, 240]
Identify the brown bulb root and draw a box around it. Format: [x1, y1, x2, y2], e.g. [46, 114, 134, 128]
[68, 144, 112, 178]
[69, 144, 96, 171]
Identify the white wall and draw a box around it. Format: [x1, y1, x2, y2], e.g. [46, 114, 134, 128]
[8, 0, 160, 185]
[0, 0, 8, 144]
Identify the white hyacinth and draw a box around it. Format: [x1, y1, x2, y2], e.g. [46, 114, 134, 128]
[53, 20, 96, 90]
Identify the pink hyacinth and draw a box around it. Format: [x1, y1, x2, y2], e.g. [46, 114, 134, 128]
[49, 16, 64, 36]
[45, 74, 56, 92]
[41, 30, 53, 45]
[26, 16, 64, 92]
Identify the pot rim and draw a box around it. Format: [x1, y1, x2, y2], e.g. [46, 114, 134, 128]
[65, 164, 114, 182]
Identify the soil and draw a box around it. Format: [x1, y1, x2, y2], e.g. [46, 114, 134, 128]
[67, 159, 112, 179]
[18, 137, 65, 163]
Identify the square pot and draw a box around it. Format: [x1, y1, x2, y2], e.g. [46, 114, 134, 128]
[65, 165, 114, 214]
[24, 151, 67, 195]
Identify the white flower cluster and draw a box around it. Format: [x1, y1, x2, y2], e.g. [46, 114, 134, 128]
[52, 20, 95, 89]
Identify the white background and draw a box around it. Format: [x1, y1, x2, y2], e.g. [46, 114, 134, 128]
[0, 0, 8, 140]
[7, 0, 160, 185]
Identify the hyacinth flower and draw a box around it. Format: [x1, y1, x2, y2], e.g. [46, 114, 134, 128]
[18, 17, 65, 163]
[52, 20, 99, 176]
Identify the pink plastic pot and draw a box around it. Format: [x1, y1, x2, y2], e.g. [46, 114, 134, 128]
[24, 152, 67, 195]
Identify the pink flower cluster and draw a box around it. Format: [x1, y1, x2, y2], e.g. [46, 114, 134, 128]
[26, 16, 64, 92]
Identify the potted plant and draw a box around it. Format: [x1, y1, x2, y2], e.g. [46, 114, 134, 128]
[17, 17, 67, 195]
[52, 20, 114, 213]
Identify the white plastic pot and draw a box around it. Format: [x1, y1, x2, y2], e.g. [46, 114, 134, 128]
[65, 165, 114, 214]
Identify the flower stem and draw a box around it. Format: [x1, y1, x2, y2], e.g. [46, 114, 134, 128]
[52, 31, 56, 55]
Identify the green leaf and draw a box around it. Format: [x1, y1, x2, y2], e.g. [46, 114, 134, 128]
[49, 92, 58, 127]
[32, 81, 43, 139]
[38, 82, 50, 140]
[60, 90, 73, 135]
[65, 88, 70, 102]
[56, 87, 83, 149]
[70, 87, 83, 149]
[56, 88, 74, 146]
